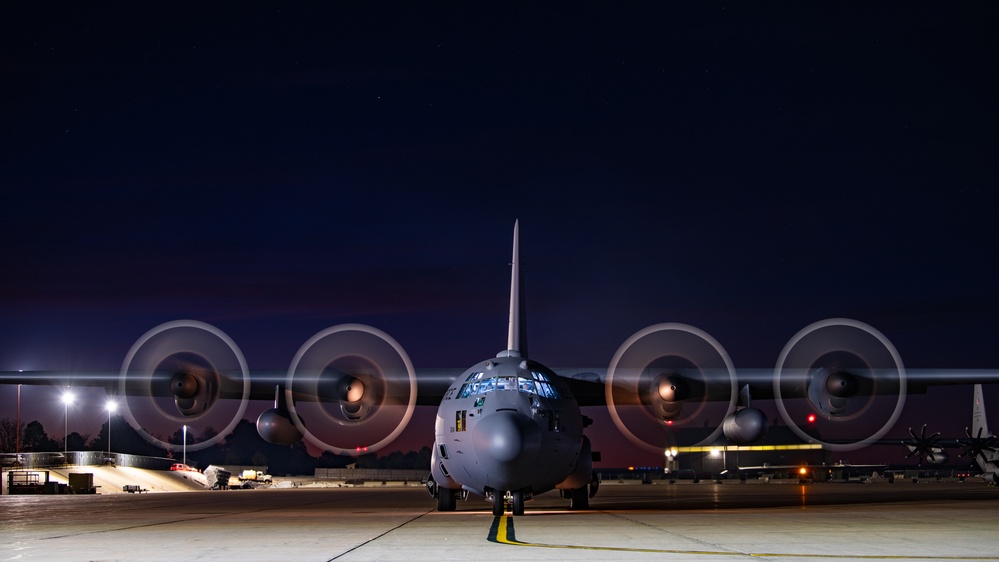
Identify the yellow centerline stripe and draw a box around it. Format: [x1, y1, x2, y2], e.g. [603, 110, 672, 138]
[488, 515, 999, 559]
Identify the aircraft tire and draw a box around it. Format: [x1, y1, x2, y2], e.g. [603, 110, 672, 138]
[589, 471, 600, 498]
[512, 491, 524, 516]
[492, 491, 505, 516]
[437, 487, 456, 512]
[569, 486, 589, 510]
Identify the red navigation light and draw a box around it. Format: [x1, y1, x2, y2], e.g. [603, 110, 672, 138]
[666, 420, 673, 426]
[355, 446, 369, 452]
[806, 413, 817, 424]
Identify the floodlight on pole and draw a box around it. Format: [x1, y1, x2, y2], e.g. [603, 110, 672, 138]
[61, 390, 75, 457]
[106, 399, 118, 459]
[16, 384, 21, 456]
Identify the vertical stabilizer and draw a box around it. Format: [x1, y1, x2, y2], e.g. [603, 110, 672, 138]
[971, 384, 998, 480]
[499, 220, 527, 358]
[972, 384, 990, 438]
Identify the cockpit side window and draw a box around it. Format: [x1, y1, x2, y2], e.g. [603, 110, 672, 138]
[518, 377, 535, 393]
[457, 372, 485, 399]
[530, 370, 560, 399]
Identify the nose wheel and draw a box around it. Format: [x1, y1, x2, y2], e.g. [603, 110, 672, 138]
[511, 490, 525, 516]
[492, 491, 505, 516]
[492, 490, 526, 516]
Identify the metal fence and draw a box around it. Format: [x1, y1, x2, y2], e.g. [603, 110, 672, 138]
[314, 468, 427, 482]
[1, 451, 177, 471]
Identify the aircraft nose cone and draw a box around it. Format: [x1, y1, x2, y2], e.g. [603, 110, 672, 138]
[473, 412, 523, 463]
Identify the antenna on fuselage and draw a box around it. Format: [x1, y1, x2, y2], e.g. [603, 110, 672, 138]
[499, 220, 527, 359]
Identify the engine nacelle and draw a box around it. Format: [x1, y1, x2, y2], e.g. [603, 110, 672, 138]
[653, 374, 687, 420]
[926, 450, 949, 464]
[825, 370, 858, 398]
[806, 368, 875, 418]
[722, 407, 768, 444]
[655, 374, 688, 401]
[170, 369, 218, 417]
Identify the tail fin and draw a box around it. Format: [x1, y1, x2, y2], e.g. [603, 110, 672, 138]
[499, 220, 527, 358]
[971, 384, 999, 479]
[972, 384, 990, 439]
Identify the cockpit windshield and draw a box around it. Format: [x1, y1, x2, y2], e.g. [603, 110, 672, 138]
[457, 370, 563, 399]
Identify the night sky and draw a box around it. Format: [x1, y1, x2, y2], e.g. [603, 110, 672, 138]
[2, 4, 997, 466]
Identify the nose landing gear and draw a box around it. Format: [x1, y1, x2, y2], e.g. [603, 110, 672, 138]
[491, 489, 527, 516]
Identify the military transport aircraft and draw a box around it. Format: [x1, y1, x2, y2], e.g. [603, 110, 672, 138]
[3, 221, 999, 514]
[893, 385, 999, 483]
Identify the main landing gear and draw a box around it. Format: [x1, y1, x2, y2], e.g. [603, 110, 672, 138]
[569, 485, 588, 510]
[428, 476, 466, 512]
[438, 487, 457, 511]
[559, 481, 594, 510]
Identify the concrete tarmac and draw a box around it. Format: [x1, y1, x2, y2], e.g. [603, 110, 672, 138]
[3, 481, 998, 561]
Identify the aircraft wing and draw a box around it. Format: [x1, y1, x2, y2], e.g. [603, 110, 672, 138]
[557, 366, 999, 455]
[560, 367, 999, 406]
[11, 366, 995, 404]
[4, 357, 998, 458]
[0, 367, 459, 404]
[1, 365, 463, 456]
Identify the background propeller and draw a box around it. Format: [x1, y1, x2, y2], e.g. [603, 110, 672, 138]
[903, 424, 943, 465]
[958, 426, 998, 464]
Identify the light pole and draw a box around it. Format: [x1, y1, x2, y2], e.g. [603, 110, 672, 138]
[182, 425, 187, 467]
[61, 390, 75, 458]
[105, 399, 117, 461]
[710, 447, 728, 477]
[16, 384, 21, 458]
